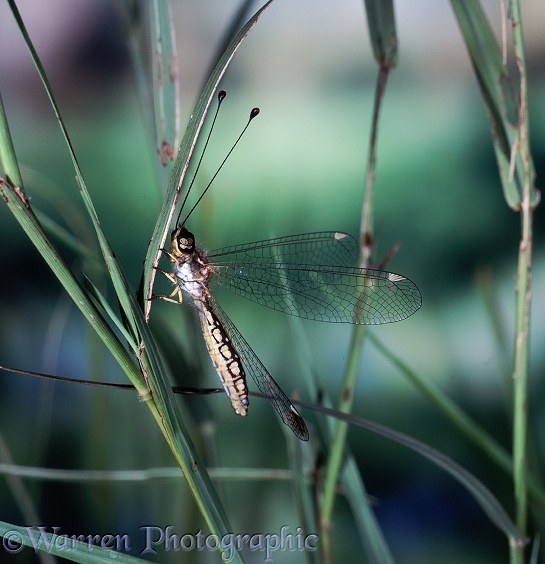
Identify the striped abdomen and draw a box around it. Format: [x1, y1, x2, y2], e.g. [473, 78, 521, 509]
[195, 298, 249, 417]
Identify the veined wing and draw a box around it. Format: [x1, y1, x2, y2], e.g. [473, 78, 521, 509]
[208, 295, 309, 441]
[211, 262, 421, 325]
[207, 231, 421, 324]
[208, 231, 359, 266]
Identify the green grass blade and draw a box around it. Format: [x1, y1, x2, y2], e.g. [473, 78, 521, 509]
[150, 0, 180, 164]
[9, 0, 149, 390]
[5, 3, 248, 556]
[0, 461, 295, 483]
[83, 275, 138, 351]
[320, 326, 367, 517]
[34, 210, 104, 272]
[342, 459, 395, 564]
[142, 0, 276, 318]
[286, 312, 393, 561]
[507, 2, 535, 553]
[119, 282, 241, 554]
[369, 333, 545, 509]
[0, 178, 142, 391]
[320, 5, 398, 550]
[0, 91, 23, 187]
[74, 176, 240, 553]
[200, 0, 257, 88]
[512, 216, 532, 551]
[370, 334, 513, 468]
[370, 420, 523, 545]
[450, 4, 537, 557]
[364, 0, 398, 68]
[118, 0, 180, 167]
[449, 0, 539, 209]
[116, 2, 155, 162]
[6, 0, 88, 203]
[301, 401, 525, 545]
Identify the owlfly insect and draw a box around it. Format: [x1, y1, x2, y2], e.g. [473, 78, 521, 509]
[153, 92, 421, 441]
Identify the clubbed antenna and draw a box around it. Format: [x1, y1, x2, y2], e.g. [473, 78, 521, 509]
[179, 105, 260, 227]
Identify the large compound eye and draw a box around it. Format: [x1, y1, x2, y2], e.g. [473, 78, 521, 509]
[179, 234, 192, 249]
[176, 231, 194, 252]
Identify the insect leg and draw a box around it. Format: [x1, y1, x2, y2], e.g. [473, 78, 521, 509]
[151, 267, 184, 304]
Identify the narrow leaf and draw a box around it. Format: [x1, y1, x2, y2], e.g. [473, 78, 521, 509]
[450, 0, 538, 208]
[363, 0, 398, 68]
[143, 0, 276, 319]
[150, 0, 180, 165]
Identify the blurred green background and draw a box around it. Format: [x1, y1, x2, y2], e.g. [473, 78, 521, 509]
[0, 0, 544, 562]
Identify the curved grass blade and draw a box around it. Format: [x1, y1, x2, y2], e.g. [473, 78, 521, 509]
[5, 5, 248, 558]
[201, 0, 257, 90]
[76, 173, 240, 557]
[449, 0, 538, 209]
[299, 399, 525, 546]
[369, 332, 545, 509]
[143, 0, 276, 319]
[0, 178, 143, 394]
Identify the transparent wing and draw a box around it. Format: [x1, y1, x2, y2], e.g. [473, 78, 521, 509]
[208, 231, 359, 266]
[207, 231, 421, 324]
[212, 263, 421, 325]
[208, 295, 309, 441]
